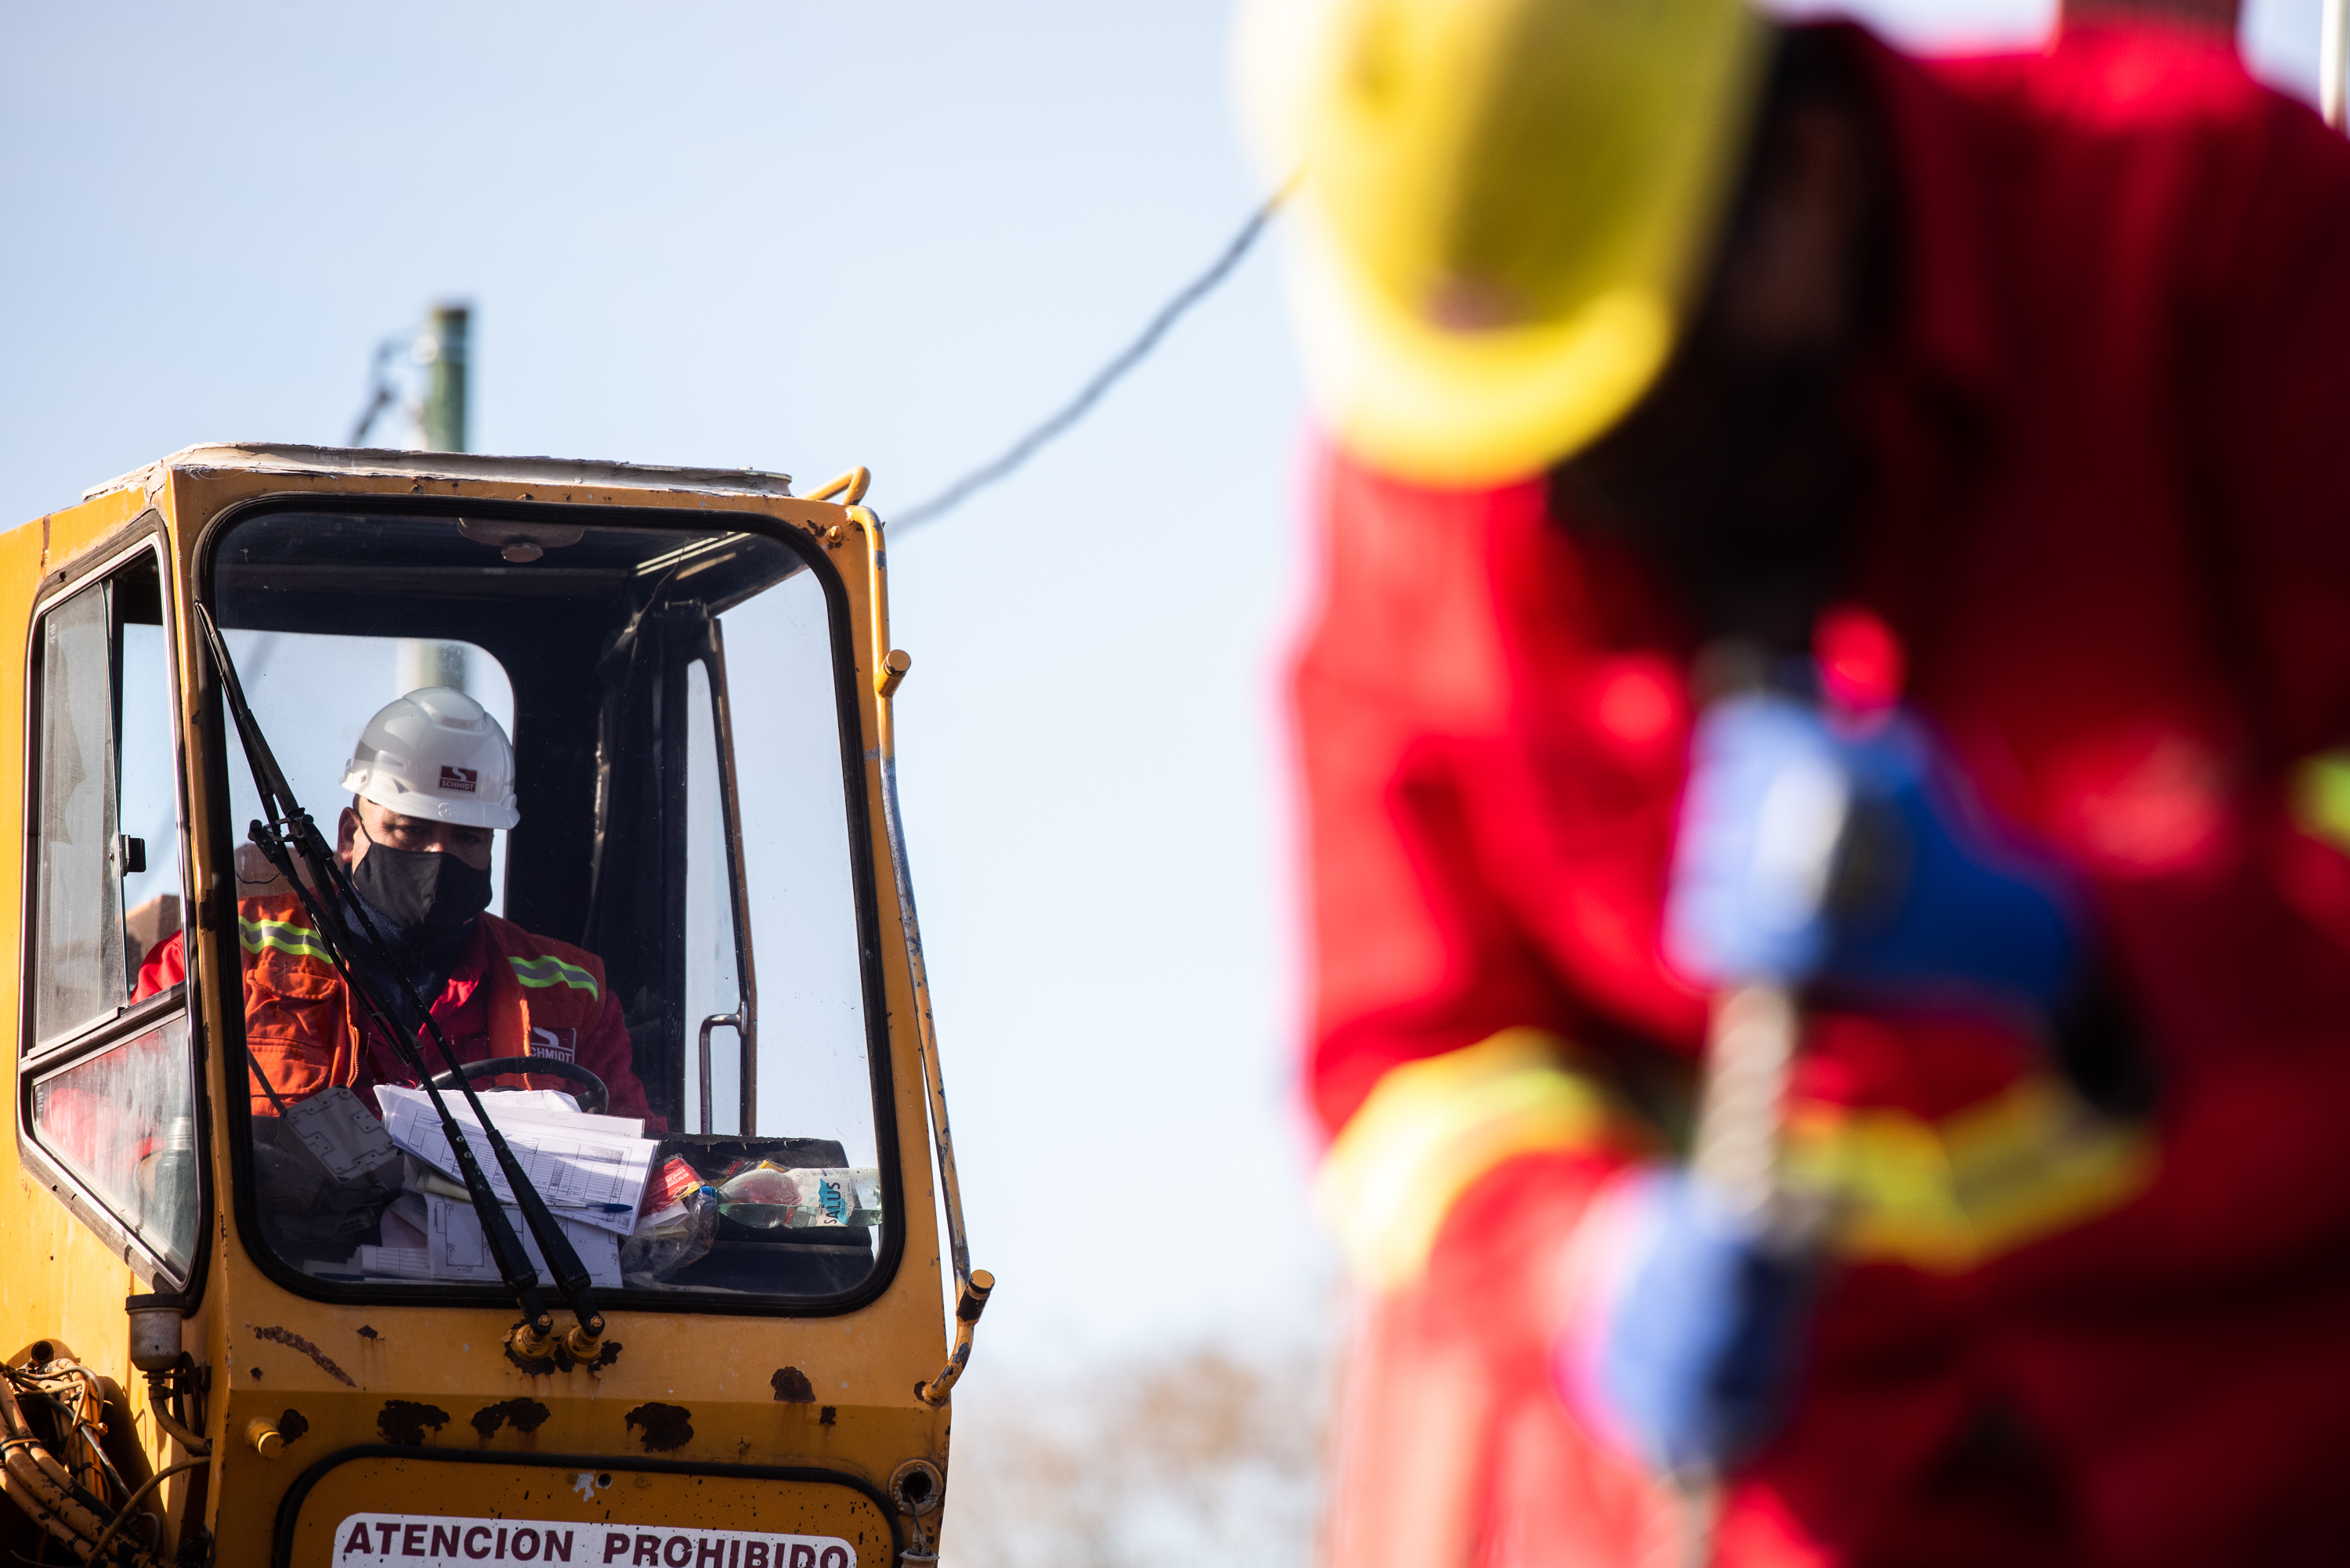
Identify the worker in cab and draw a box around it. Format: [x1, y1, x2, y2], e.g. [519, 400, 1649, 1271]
[1245, 0, 2350, 1560]
[139, 688, 656, 1125]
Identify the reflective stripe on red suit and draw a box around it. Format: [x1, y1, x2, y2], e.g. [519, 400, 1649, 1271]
[140, 897, 657, 1126]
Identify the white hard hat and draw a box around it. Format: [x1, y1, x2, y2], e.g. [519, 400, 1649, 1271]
[341, 687, 519, 829]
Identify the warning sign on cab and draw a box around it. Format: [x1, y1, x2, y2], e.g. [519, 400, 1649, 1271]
[332, 1514, 856, 1568]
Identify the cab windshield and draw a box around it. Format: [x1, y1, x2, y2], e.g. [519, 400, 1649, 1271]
[197, 505, 891, 1306]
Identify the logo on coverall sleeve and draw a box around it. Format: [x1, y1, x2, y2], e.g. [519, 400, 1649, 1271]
[530, 1027, 580, 1062]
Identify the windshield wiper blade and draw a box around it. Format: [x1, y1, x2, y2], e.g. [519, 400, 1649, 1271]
[196, 605, 607, 1356]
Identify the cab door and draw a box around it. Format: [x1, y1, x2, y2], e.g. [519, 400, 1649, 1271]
[17, 529, 203, 1290]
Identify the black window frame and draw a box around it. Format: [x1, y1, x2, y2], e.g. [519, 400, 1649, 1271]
[193, 493, 904, 1318]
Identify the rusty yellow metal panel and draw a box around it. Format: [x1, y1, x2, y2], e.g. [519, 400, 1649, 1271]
[277, 1452, 895, 1567]
[2, 448, 973, 1567]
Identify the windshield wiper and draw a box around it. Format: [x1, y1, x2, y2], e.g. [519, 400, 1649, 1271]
[197, 606, 607, 1360]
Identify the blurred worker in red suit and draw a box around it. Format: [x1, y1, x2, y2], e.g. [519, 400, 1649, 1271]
[1239, 0, 2350, 1559]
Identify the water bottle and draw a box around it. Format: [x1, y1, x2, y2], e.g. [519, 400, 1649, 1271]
[143, 1115, 198, 1267]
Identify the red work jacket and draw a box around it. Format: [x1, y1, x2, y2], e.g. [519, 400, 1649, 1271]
[143, 898, 655, 1125]
[1301, 21, 2350, 1567]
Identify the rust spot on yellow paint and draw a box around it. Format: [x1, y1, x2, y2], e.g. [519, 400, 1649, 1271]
[254, 1325, 355, 1388]
[624, 1403, 693, 1453]
[472, 1398, 551, 1443]
[378, 1400, 450, 1447]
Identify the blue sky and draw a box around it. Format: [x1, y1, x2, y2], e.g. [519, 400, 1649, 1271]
[1, 0, 2330, 1380]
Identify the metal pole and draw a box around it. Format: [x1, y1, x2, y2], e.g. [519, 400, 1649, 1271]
[2326, 0, 2348, 128]
[405, 302, 472, 695]
[1691, 982, 1800, 1218]
[1671, 981, 1802, 1568]
[395, 640, 468, 695]
[420, 303, 470, 453]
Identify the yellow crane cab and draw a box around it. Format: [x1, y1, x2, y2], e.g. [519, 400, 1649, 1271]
[1, 446, 989, 1568]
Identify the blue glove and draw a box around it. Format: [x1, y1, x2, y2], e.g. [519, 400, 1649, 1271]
[1577, 1172, 1816, 1476]
[1665, 694, 2084, 1013]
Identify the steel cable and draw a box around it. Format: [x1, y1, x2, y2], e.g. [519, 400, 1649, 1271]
[894, 178, 1296, 530]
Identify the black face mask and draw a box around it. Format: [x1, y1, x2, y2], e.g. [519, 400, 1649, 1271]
[348, 840, 493, 943]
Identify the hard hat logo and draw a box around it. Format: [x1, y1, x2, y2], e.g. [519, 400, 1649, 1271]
[341, 686, 521, 830]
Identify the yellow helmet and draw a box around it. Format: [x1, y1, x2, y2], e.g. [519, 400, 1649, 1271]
[1238, 0, 1772, 487]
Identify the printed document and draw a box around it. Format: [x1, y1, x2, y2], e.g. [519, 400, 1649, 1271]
[374, 1085, 656, 1235]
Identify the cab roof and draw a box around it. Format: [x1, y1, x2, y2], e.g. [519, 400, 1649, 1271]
[80, 443, 796, 506]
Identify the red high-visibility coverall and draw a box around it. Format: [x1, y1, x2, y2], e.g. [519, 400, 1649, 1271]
[1301, 21, 2350, 1566]
[139, 909, 656, 1125]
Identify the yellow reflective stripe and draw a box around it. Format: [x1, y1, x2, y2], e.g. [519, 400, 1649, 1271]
[507, 953, 599, 999]
[1783, 1075, 2157, 1274]
[1316, 1028, 1629, 1292]
[238, 915, 331, 964]
[2290, 748, 2350, 853]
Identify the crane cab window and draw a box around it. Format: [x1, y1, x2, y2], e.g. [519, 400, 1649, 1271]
[21, 544, 199, 1281]
[208, 508, 886, 1305]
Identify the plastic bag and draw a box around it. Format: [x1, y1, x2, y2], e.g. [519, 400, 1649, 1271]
[714, 1162, 882, 1230]
[621, 1158, 719, 1284]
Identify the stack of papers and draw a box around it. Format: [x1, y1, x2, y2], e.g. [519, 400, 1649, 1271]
[284, 1086, 402, 1186]
[356, 1086, 658, 1286]
[364, 1190, 624, 1287]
